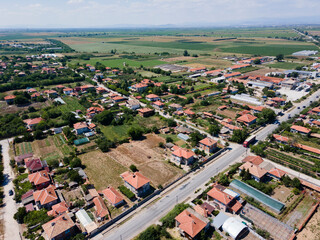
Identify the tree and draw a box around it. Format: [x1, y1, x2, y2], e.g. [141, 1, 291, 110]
[70, 158, 82, 168]
[68, 170, 83, 184]
[166, 118, 177, 127]
[33, 129, 43, 139]
[166, 137, 173, 143]
[130, 164, 138, 172]
[259, 108, 276, 124]
[292, 177, 301, 189]
[209, 124, 221, 136]
[276, 54, 284, 62]
[62, 112, 77, 126]
[128, 126, 144, 140]
[183, 50, 190, 56]
[230, 129, 247, 143]
[14, 207, 26, 223]
[218, 174, 229, 186]
[14, 95, 30, 105]
[253, 59, 261, 64]
[94, 110, 114, 126]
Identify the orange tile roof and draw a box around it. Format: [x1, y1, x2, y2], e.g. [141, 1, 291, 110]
[121, 171, 150, 189]
[296, 144, 320, 155]
[172, 147, 195, 159]
[175, 209, 207, 238]
[221, 121, 242, 131]
[184, 109, 195, 115]
[273, 134, 289, 143]
[47, 201, 68, 217]
[218, 105, 227, 110]
[199, 137, 217, 147]
[238, 110, 250, 116]
[207, 187, 234, 205]
[146, 94, 159, 99]
[311, 107, 320, 113]
[239, 162, 267, 178]
[189, 67, 206, 72]
[249, 105, 265, 112]
[268, 168, 286, 178]
[230, 200, 243, 213]
[312, 120, 320, 126]
[73, 122, 88, 130]
[291, 125, 311, 134]
[28, 170, 50, 186]
[237, 114, 257, 124]
[204, 69, 223, 75]
[271, 97, 286, 102]
[193, 205, 208, 217]
[33, 185, 57, 205]
[4, 95, 16, 100]
[230, 64, 251, 69]
[132, 83, 148, 88]
[300, 180, 320, 192]
[224, 72, 241, 78]
[138, 108, 154, 114]
[42, 213, 75, 240]
[93, 196, 109, 218]
[102, 187, 124, 205]
[23, 117, 44, 126]
[242, 156, 264, 165]
[153, 100, 164, 106]
[31, 92, 40, 98]
[63, 88, 73, 92]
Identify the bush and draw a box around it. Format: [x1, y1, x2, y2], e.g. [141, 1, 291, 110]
[14, 207, 27, 223]
[256, 229, 271, 239]
[166, 137, 173, 143]
[137, 225, 173, 240]
[129, 164, 138, 172]
[118, 185, 135, 199]
[128, 126, 144, 140]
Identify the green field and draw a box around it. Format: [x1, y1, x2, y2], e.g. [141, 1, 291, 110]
[58, 97, 86, 113]
[267, 61, 305, 70]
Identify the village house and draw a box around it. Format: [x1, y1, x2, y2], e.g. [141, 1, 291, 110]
[152, 100, 165, 109]
[239, 162, 267, 182]
[126, 100, 140, 110]
[199, 137, 218, 153]
[63, 88, 73, 95]
[171, 146, 195, 165]
[169, 103, 183, 111]
[138, 108, 154, 117]
[111, 95, 126, 103]
[80, 84, 95, 92]
[42, 213, 76, 240]
[33, 185, 58, 209]
[44, 90, 58, 99]
[25, 158, 44, 173]
[23, 117, 44, 130]
[236, 114, 257, 126]
[120, 171, 151, 197]
[224, 72, 241, 79]
[249, 105, 265, 114]
[268, 168, 287, 180]
[184, 109, 196, 118]
[145, 94, 160, 102]
[241, 155, 264, 166]
[73, 122, 90, 135]
[270, 97, 286, 106]
[273, 134, 289, 144]
[28, 170, 51, 190]
[47, 201, 69, 217]
[189, 67, 207, 73]
[96, 87, 106, 94]
[175, 208, 210, 240]
[311, 107, 320, 116]
[86, 106, 103, 118]
[4, 95, 16, 104]
[93, 196, 109, 221]
[207, 186, 242, 213]
[102, 186, 125, 207]
[290, 125, 311, 135]
[131, 83, 148, 92]
[31, 92, 41, 99]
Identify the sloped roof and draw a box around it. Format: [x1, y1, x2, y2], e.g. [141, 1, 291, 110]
[73, 122, 88, 130]
[102, 187, 124, 205]
[121, 171, 150, 189]
[47, 201, 68, 217]
[153, 100, 164, 106]
[172, 147, 195, 159]
[268, 168, 286, 178]
[291, 125, 311, 134]
[237, 114, 257, 123]
[4, 95, 16, 100]
[33, 185, 57, 205]
[28, 170, 50, 185]
[239, 162, 267, 179]
[175, 209, 207, 238]
[25, 158, 43, 171]
[42, 213, 75, 240]
[273, 134, 289, 143]
[242, 156, 264, 166]
[199, 137, 217, 147]
[184, 109, 195, 115]
[24, 117, 43, 126]
[146, 94, 159, 99]
[93, 196, 109, 218]
[207, 187, 234, 205]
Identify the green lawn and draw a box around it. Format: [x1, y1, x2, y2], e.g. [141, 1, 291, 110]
[58, 97, 86, 113]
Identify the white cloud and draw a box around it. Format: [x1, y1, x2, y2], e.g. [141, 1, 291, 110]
[67, 0, 84, 4]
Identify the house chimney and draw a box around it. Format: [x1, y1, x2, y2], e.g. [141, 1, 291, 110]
[51, 222, 55, 226]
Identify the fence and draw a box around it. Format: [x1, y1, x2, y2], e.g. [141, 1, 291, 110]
[91, 148, 227, 237]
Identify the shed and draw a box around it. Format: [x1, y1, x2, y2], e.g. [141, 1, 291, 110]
[177, 133, 190, 141]
[75, 209, 98, 234]
[53, 127, 62, 134]
[212, 212, 229, 229]
[222, 217, 248, 239]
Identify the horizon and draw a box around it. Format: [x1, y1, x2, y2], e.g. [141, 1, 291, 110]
[1, 0, 320, 28]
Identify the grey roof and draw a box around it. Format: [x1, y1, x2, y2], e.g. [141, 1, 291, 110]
[176, 126, 193, 134]
[177, 133, 190, 141]
[74, 167, 88, 179]
[54, 128, 62, 134]
[54, 97, 65, 104]
[212, 212, 229, 229]
[14, 153, 33, 163]
[165, 143, 174, 148]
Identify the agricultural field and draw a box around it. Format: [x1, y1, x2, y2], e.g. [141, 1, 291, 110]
[57, 96, 87, 113]
[267, 61, 305, 70]
[296, 207, 320, 240]
[106, 134, 184, 187]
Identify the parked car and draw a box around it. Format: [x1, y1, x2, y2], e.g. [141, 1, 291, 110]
[9, 190, 13, 196]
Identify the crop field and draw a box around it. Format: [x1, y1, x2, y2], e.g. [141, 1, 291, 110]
[266, 61, 305, 70]
[15, 142, 33, 156]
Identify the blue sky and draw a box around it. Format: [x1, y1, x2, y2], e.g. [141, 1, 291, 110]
[0, 0, 319, 28]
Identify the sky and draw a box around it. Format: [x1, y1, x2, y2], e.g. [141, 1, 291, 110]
[0, 0, 319, 28]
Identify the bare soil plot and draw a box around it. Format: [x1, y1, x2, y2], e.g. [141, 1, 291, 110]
[216, 109, 238, 119]
[245, 67, 283, 76]
[62, 188, 84, 205]
[296, 208, 320, 240]
[0, 101, 49, 115]
[271, 185, 298, 205]
[79, 150, 127, 191]
[106, 134, 184, 187]
[163, 56, 196, 62]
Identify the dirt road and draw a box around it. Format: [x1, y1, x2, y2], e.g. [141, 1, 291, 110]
[0, 139, 21, 240]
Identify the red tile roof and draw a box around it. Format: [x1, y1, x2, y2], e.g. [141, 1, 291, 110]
[175, 209, 207, 238]
[237, 114, 257, 124]
[121, 171, 150, 189]
[249, 105, 265, 112]
[184, 109, 195, 116]
[242, 156, 264, 165]
[207, 187, 234, 205]
[47, 201, 68, 217]
[268, 168, 286, 178]
[273, 134, 289, 143]
[33, 185, 57, 205]
[4, 95, 16, 100]
[239, 162, 267, 178]
[102, 187, 124, 206]
[28, 170, 50, 186]
[172, 147, 195, 159]
[25, 158, 43, 171]
[146, 94, 159, 99]
[93, 196, 109, 218]
[23, 117, 44, 126]
[199, 137, 217, 147]
[153, 100, 164, 106]
[291, 125, 311, 134]
[271, 97, 286, 102]
[73, 122, 88, 130]
[42, 213, 75, 239]
[224, 72, 241, 78]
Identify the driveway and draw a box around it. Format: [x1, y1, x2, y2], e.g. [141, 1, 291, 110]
[0, 139, 21, 240]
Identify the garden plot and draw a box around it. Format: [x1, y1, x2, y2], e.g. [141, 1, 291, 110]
[106, 134, 184, 187]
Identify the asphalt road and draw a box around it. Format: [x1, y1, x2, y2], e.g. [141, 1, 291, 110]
[96, 89, 320, 240]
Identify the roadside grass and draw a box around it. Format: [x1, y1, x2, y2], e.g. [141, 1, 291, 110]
[79, 150, 127, 190]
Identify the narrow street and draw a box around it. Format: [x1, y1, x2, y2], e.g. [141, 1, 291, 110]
[0, 139, 21, 240]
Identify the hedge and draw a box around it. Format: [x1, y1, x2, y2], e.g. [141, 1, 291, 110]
[118, 185, 135, 199]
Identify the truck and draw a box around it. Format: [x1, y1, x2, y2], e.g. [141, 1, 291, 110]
[243, 135, 256, 148]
